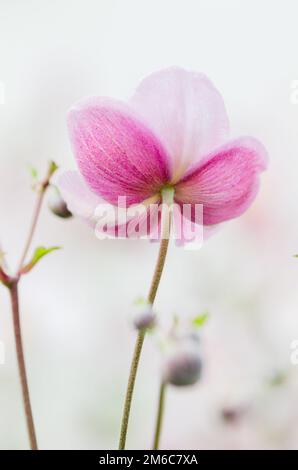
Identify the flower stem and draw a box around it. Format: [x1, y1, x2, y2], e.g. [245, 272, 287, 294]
[118, 330, 145, 450]
[153, 381, 166, 450]
[118, 189, 173, 450]
[17, 161, 57, 272]
[7, 161, 56, 449]
[9, 280, 38, 450]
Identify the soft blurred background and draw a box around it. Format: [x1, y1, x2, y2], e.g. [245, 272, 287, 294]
[0, 0, 298, 450]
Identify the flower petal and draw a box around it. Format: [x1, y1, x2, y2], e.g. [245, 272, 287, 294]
[173, 203, 203, 248]
[94, 202, 162, 240]
[68, 97, 171, 205]
[175, 137, 268, 225]
[57, 170, 164, 239]
[55, 170, 104, 226]
[130, 67, 229, 181]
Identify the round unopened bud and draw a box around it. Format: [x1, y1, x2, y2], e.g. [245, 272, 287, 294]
[221, 408, 239, 423]
[163, 342, 202, 387]
[48, 188, 72, 218]
[133, 307, 156, 330]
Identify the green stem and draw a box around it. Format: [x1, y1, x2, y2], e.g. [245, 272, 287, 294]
[153, 381, 166, 450]
[118, 330, 145, 450]
[118, 188, 173, 450]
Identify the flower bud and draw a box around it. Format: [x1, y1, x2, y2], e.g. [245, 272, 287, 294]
[48, 187, 72, 218]
[163, 342, 202, 387]
[220, 406, 247, 424]
[133, 307, 156, 330]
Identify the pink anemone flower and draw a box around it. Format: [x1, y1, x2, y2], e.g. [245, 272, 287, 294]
[57, 67, 268, 243]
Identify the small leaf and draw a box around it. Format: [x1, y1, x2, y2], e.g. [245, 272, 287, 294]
[48, 161, 58, 177]
[27, 164, 38, 181]
[192, 312, 209, 328]
[134, 296, 148, 306]
[268, 370, 288, 387]
[0, 249, 6, 265]
[172, 314, 180, 328]
[294, 254, 298, 258]
[20, 246, 61, 274]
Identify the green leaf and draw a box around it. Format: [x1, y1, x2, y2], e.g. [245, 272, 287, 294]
[28, 165, 38, 180]
[48, 161, 58, 177]
[294, 254, 298, 258]
[172, 314, 180, 328]
[20, 246, 61, 274]
[192, 312, 209, 328]
[134, 296, 148, 306]
[0, 249, 5, 265]
[268, 370, 288, 387]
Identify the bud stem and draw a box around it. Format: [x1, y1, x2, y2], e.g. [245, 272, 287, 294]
[153, 381, 166, 450]
[118, 189, 173, 450]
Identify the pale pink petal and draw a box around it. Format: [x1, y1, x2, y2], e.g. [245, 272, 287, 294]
[55, 170, 104, 226]
[130, 67, 229, 181]
[57, 170, 163, 239]
[172, 202, 217, 247]
[94, 201, 161, 240]
[68, 97, 171, 206]
[175, 137, 268, 226]
[173, 203, 203, 248]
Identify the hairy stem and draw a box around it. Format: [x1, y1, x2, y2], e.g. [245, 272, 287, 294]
[9, 281, 38, 450]
[153, 381, 166, 450]
[118, 189, 173, 450]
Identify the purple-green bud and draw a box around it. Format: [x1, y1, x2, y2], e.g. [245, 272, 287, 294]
[48, 187, 72, 219]
[220, 406, 247, 424]
[163, 342, 202, 387]
[133, 307, 156, 330]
